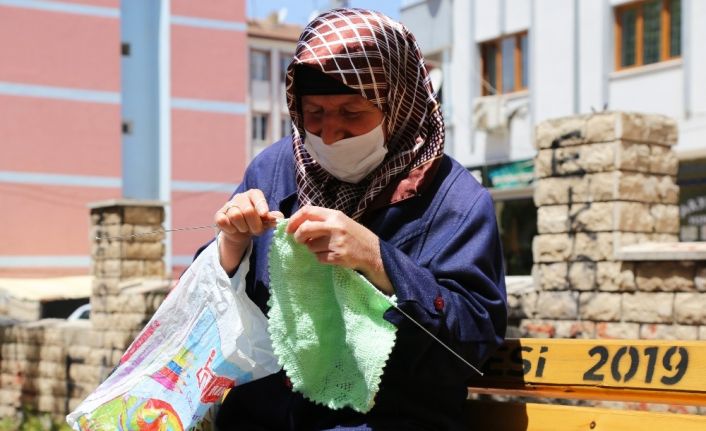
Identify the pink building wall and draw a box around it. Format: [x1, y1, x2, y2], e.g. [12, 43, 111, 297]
[0, 0, 248, 277]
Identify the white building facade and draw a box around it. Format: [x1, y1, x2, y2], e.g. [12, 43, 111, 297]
[247, 17, 300, 159]
[401, 0, 706, 272]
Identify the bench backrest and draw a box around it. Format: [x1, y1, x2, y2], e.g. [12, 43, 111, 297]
[466, 338, 706, 430]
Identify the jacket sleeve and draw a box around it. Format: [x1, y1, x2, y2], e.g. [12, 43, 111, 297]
[380, 188, 507, 368]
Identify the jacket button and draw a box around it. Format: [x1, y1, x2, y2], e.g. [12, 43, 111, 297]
[434, 295, 444, 312]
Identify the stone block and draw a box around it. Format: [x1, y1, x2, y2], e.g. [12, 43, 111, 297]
[617, 112, 678, 145]
[579, 292, 621, 321]
[35, 377, 66, 397]
[534, 177, 577, 206]
[622, 292, 673, 323]
[568, 261, 597, 290]
[537, 205, 569, 234]
[93, 259, 148, 279]
[535, 115, 589, 149]
[85, 348, 112, 367]
[92, 279, 122, 296]
[536, 291, 578, 320]
[92, 208, 122, 225]
[697, 266, 706, 292]
[519, 319, 594, 338]
[506, 293, 522, 319]
[519, 320, 558, 338]
[69, 363, 101, 383]
[639, 323, 699, 340]
[91, 240, 121, 260]
[535, 112, 677, 149]
[649, 144, 678, 175]
[123, 206, 164, 225]
[615, 202, 654, 232]
[595, 322, 640, 339]
[520, 291, 538, 319]
[116, 313, 149, 331]
[131, 224, 166, 242]
[651, 233, 679, 242]
[123, 242, 164, 260]
[650, 204, 680, 233]
[615, 141, 651, 172]
[37, 394, 64, 415]
[553, 320, 596, 338]
[533, 263, 569, 291]
[635, 261, 696, 292]
[569, 202, 613, 232]
[612, 231, 653, 248]
[39, 345, 65, 363]
[534, 142, 615, 178]
[674, 293, 706, 325]
[102, 330, 135, 350]
[700, 326, 706, 340]
[532, 234, 572, 263]
[38, 361, 64, 378]
[596, 261, 636, 291]
[144, 260, 165, 277]
[655, 175, 679, 204]
[571, 232, 613, 261]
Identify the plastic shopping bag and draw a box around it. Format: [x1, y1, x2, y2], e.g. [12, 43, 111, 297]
[67, 240, 280, 430]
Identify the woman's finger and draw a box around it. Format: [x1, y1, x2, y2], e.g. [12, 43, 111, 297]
[304, 236, 332, 254]
[286, 205, 332, 234]
[246, 189, 270, 218]
[214, 209, 238, 235]
[224, 203, 249, 233]
[291, 219, 332, 244]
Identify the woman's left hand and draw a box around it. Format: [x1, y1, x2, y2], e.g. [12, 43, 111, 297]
[286, 205, 393, 295]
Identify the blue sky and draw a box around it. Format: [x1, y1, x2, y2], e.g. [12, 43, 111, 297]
[247, 0, 402, 26]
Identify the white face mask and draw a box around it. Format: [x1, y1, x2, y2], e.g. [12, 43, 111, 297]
[303, 123, 387, 183]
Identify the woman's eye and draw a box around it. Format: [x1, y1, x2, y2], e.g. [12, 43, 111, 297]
[304, 108, 323, 116]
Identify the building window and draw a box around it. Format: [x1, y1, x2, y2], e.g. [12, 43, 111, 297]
[615, 0, 681, 70]
[252, 113, 269, 141]
[281, 116, 292, 137]
[480, 31, 528, 96]
[280, 52, 293, 83]
[250, 49, 270, 81]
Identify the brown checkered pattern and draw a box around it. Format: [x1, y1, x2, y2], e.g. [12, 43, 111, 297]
[285, 8, 445, 220]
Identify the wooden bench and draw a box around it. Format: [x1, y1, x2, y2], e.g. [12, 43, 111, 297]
[466, 339, 706, 430]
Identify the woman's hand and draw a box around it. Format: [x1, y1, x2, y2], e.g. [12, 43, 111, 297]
[215, 189, 283, 274]
[286, 205, 393, 295]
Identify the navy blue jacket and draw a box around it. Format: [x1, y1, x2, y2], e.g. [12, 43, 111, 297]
[214, 137, 507, 430]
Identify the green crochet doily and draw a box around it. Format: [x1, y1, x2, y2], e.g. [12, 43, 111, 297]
[267, 220, 397, 413]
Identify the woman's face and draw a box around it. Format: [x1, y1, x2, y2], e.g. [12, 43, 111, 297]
[301, 94, 384, 145]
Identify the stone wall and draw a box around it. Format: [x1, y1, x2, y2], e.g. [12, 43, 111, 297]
[0, 200, 170, 420]
[510, 112, 706, 340]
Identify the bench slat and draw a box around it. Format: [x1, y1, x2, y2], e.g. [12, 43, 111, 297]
[471, 339, 706, 401]
[466, 400, 706, 431]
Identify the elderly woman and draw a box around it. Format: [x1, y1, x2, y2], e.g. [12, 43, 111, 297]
[212, 8, 507, 431]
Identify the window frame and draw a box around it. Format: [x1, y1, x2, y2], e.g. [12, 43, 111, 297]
[251, 112, 269, 142]
[479, 31, 529, 97]
[250, 49, 271, 82]
[614, 0, 681, 71]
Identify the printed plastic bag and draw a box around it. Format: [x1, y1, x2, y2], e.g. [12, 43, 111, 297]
[67, 240, 280, 430]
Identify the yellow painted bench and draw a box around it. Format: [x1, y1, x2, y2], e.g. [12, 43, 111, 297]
[466, 339, 706, 430]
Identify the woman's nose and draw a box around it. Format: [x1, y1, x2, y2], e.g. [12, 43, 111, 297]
[320, 116, 345, 145]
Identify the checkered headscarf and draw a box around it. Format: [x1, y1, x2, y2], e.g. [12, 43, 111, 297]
[285, 8, 445, 221]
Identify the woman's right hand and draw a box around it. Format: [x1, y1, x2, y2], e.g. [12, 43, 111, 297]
[214, 189, 283, 274]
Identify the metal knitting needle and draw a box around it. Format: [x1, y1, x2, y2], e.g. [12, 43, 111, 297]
[95, 224, 217, 240]
[369, 288, 484, 376]
[96, 220, 486, 376]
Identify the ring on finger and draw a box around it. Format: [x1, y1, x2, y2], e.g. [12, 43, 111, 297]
[223, 204, 241, 215]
